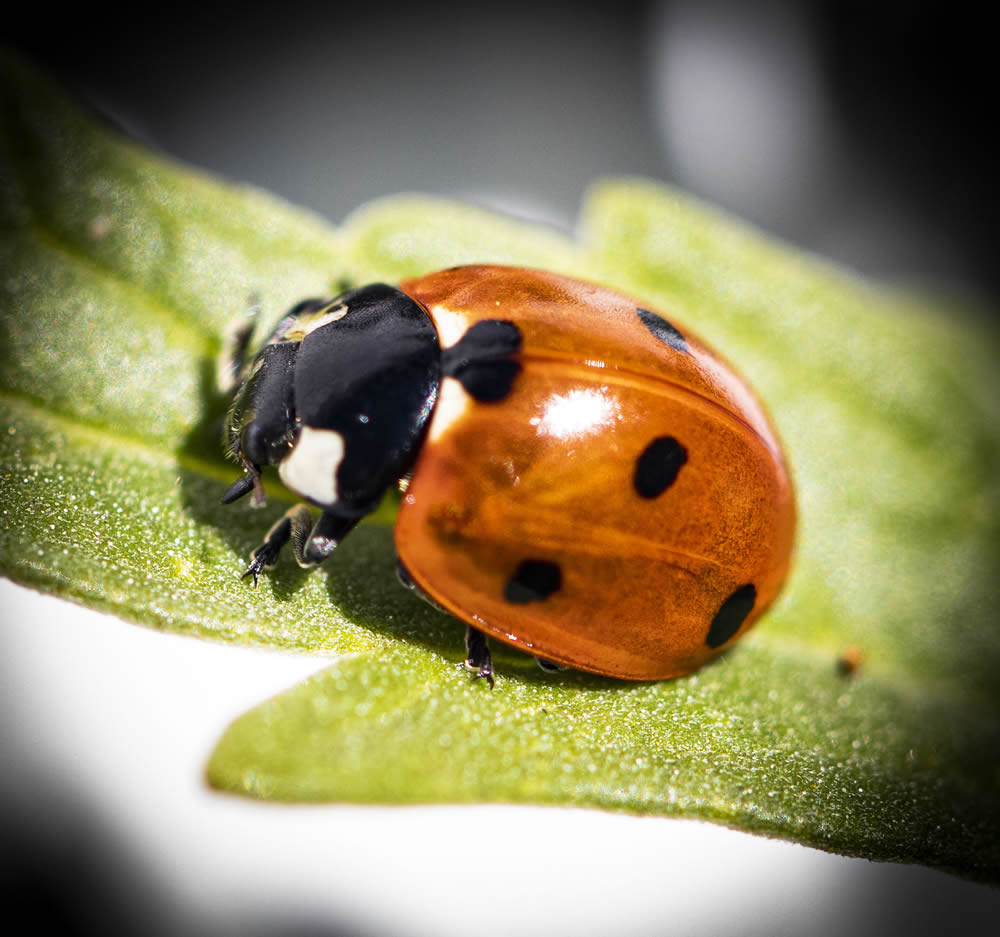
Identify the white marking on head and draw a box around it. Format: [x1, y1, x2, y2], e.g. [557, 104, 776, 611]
[429, 305, 477, 349]
[278, 426, 345, 506]
[428, 377, 470, 442]
[302, 303, 349, 336]
[277, 302, 350, 343]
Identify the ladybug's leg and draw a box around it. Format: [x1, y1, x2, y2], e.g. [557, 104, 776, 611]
[397, 561, 494, 686]
[395, 559, 447, 612]
[242, 505, 359, 584]
[535, 657, 567, 673]
[464, 626, 495, 689]
[242, 504, 313, 585]
[295, 509, 362, 567]
[216, 305, 259, 396]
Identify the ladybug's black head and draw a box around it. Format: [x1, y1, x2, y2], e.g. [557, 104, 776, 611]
[222, 341, 299, 504]
[220, 284, 443, 514]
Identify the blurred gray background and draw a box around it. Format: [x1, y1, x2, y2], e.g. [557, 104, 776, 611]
[6, 0, 995, 305]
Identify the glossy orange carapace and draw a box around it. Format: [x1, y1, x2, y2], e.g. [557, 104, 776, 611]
[393, 266, 795, 680]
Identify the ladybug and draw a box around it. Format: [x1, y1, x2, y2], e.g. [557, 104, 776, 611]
[220, 265, 795, 687]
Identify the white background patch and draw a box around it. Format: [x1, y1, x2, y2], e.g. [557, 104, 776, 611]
[278, 426, 345, 505]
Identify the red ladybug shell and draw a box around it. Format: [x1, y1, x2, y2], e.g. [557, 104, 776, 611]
[394, 265, 795, 680]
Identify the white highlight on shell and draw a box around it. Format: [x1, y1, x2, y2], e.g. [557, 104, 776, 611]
[531, 388, 621, 439]
[428, 377, 470, 443]
[278, 426, 345, 506]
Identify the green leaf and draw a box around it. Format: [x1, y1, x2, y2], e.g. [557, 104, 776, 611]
[2, 55, 998, 881]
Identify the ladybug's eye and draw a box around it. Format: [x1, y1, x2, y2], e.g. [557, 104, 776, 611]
[237, 409, 298, 467]
[226, 341, 299, 466]
[241, 423, 272, 467]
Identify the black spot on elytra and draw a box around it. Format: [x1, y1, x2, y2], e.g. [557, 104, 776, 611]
[441, 319, 523, 402]
[706, 584, 757, 648]
[634, 436, 688, 498]
[456, 358, 522, 402]
[637, 307, 688, 353]
[504, 559, 562, 604]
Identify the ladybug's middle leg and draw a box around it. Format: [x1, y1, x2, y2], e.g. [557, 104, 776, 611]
[464, 626, 495, 689]
[242, 504, 359, 584]
[397, 560, 494, 687]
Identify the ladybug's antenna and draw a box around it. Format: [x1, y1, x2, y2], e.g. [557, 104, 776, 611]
[221, 472, 256, 504]
[221, 459, 266, 507]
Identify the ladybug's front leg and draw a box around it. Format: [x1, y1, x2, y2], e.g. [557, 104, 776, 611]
[294, 509, 362, 566]
[464, 626, 495, 689]
[242, 504, 312, 585]
[242, 505, 359, 584]
[216, 305, 259, 396]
